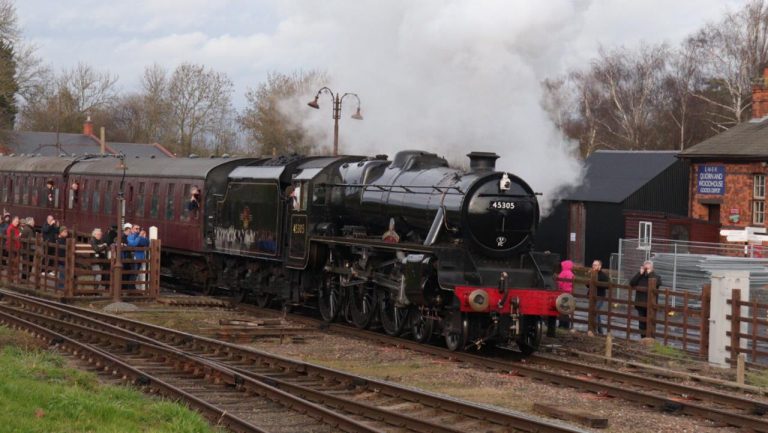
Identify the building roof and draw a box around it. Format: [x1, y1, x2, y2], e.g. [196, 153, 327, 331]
[0, 131, 174, 158]
[678, 117, 768, 159]
[566, 150, 679, 203]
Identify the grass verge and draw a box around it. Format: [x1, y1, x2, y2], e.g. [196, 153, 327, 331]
[0, 325, 221, 433]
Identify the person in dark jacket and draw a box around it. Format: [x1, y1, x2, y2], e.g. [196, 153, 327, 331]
[0, 212, 10, 234]
[630, 260, 662, 333]
[105, 225, 118, 246]
[90, 228, 109, 289]
[42, 215, 59, 274]
[55, 226, 69, 289]
[587, 259, 610, 335]
[19, 217, 35, 279]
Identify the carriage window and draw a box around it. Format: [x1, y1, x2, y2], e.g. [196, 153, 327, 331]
[13, 176, 20, 203]
[3, 176, 13, 203]
[150, 183, 159, 218]
[69, 180, 80, 209]
[104, 181, 113, 214]
[21, 177, 28, 205]
[31, 178, 39, 206]
[166, 184, 175, 220]
[92, 180, 100, 212]
[135, 182, 145, 217]
[181, 184, 190, 221]
[81, 180, 89, 211]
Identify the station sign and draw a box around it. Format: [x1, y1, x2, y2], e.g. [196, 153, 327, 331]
[697, 165, 725, 195]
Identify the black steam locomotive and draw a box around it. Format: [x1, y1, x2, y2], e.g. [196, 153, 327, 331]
[211, 150, 570, 354]
[0, 150, 572, 354]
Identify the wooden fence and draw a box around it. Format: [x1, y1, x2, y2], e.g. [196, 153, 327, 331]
[0, 231, 160, 301]
[727, 289, 768, 367]
[564, 272, 711, 359]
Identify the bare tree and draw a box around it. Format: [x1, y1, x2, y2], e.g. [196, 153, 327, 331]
[166, 62, 234, 155]
[0, 0, 18, 42]
[18, 63, 118, 133]
[689, 0, 768, 129]
[238, 70, 327, 155]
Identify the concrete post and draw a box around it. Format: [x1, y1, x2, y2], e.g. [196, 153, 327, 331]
[709, 271, 750, 367]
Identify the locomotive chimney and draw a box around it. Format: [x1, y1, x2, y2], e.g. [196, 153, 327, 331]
[467, 152, 499, 172]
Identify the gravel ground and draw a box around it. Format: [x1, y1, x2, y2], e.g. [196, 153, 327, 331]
[105, 301, 762, 433]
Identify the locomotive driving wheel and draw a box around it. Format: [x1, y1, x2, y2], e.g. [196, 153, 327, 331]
[378, 289, 408, 336]
[410, 307, 433, 343]
[517, 315, 543, 356]
[318, 273, 344, 323]
[445, 314, 469, 351]
[349, 284, 377, 329]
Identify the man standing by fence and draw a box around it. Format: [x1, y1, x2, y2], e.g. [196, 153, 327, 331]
[588, 259, 610, 336]
[630, 260, 662, 335]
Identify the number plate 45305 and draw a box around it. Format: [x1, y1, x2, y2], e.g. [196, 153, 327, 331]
[489, 201, 515, 210]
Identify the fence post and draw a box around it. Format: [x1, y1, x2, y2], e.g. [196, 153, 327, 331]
[646, 278, 657, 339]
[700, 284, 711, 359]
[148, 239, 160, 298]
[0, 232, 6, 284]
[588, 273, 597, 333]
[736, 353, 746, 384]
[65, 238, 75, 298]
[32, 234, 42, 290]
[730, 288, 742, 366]
[111, 244, 121, 301]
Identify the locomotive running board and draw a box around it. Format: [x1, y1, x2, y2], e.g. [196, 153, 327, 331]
[310, 236, 436, 253]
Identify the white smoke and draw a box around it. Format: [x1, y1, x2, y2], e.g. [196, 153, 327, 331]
[271, 0, 586, 214]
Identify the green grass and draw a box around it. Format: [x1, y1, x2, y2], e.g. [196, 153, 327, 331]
[649, 341, 688, 360]
[0, 326, 221, 433]
[746, 369, 768, 388]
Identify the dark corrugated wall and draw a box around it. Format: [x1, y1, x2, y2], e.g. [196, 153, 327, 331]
[585, 202, 624, 267]
[623, 160, 689, 215]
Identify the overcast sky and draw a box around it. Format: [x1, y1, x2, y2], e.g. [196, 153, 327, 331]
[13, 0, 750, 208]
[16, 0, 746, 107]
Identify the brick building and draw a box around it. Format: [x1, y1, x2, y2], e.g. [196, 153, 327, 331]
[678, 67, 768, 235]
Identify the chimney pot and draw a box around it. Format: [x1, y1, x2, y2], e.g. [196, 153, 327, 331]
[83, 116, 94, 136]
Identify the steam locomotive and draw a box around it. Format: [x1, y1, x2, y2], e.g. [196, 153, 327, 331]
[0, 150, 573, 354]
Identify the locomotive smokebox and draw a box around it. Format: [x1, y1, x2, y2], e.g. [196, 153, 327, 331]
[467, 152, 499, 172]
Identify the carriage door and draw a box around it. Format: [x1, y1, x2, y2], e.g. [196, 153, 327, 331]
[287, 179, 308, 267]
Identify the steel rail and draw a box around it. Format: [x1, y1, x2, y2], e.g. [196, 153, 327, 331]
[0, 289, 586, 433]
[0, 302, 379, 433]
[530, 354, 768, 415]
[237, 304, 768, 432]
[0, 310, 270, 433]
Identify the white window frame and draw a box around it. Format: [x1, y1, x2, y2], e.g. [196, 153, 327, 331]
[754, 174, 766, 224]
[638, 221, 652, 250]
[754, 200, 766, 225]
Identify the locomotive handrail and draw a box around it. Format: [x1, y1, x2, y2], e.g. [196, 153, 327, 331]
[320, 182, 465, 195]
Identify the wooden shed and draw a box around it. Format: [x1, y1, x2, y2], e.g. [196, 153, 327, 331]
[537, 150, 690, 266]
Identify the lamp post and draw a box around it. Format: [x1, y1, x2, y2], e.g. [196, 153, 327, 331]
[113, 155, 127, 302]
[307, 87, 363, 156]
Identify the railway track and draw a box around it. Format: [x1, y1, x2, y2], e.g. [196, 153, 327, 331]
[233, 304, 768, 432]
[0, 290, 584, 433]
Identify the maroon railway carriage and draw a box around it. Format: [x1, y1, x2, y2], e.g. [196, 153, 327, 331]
[0, 155, 257, 255]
